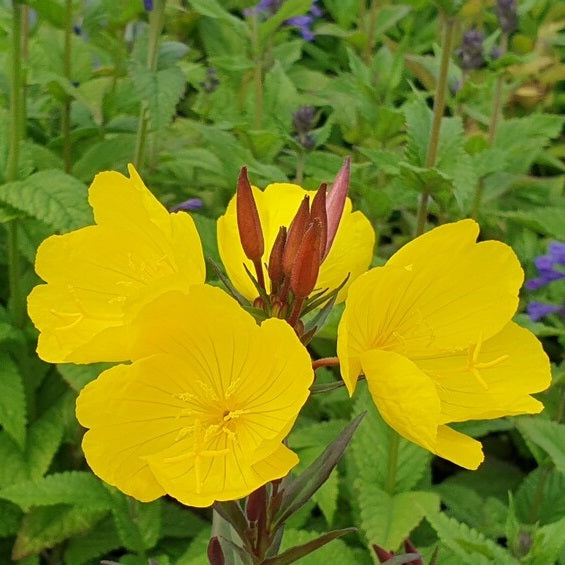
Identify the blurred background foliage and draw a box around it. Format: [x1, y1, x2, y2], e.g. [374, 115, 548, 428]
[0, 0, 564, 563]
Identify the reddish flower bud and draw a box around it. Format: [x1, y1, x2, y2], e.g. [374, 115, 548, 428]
[324, 157, 350, 259]
[236, 167, 264, 263]
[268, 226, 287, 286]
[253, 296, 266, 310]
[372, 544, 394, 563]
[310, 183, 327, 263]
[282, 195, 310, 276]
[207, 536, 225, 565]
[246, 485, 267, 524]
[404, 540, 423, 565]
[290, 218, 323, 299]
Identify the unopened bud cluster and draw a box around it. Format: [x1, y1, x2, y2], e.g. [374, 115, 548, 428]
[235, 160, 350, 339]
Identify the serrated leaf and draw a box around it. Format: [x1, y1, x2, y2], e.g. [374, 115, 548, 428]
[524, 516, 565, 565]
[56, 363, 110, 392]
[72, 135, 137, 183]
[133, 65, 186, 134]
[160, 499, 208, 538]
[498, 207, 565, 240]
[107, 487, 162, 551]
[258, 0, 313, 44]
[425, 511, 519, 565]
[0, 170, 92, 232]
[187, 0, 247, 32]
[0, 471, 112, 512]
[0, 499, 21, 537]
[358, 485, 439, 550]
[0, 352, 26, 448]
[516, 418, 565, 474]
[12, 504, 106, 560]
[350, 384, 431, 494]
[514, 467, 565, 525]
[63, 514, 122, 565]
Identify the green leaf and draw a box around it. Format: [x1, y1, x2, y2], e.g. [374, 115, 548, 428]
[425, 511, 519, 565]
[497, 207, 565, 240]
[278, 528, 364, 565]
[133, 65, 186, 134]
[0, 352, 26, 448]
[265, 528, 356, 565]
[273, 413, 365, 529]
[350, 384, 431, 494]
[358, 486, 439, 550]
[72, 135, 136, 182]
[160, 499, 208, 538]
[63, 515, 123, 565]
[107, 487, 162, 551]
[0, 170, 92, 232]
[288, 420, 348, 525]
[493, 114, 565, 174]
[57, 363, 110, 392]
[0, 499, 21, 537]
[516, 418, 565, 474]
[435, 483, 507, 538]
[514, 468, 565, 525]
[0, 471, 112, 512]
[187, 0, 247, 32]
[524, 516, 565, 565]
[258, 0, 313, 44]
[12, 504, 106, 560]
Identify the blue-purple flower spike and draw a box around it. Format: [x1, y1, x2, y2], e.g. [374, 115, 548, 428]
[526, 241, 565, 322]
[144, 0, 154, 11]
[171, 198, 204, 213]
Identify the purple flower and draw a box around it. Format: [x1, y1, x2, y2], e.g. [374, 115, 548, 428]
[526, 242, 565, 290]
[457, 29, 485, 71]
[526, 241, 565, 322]
[144, 0, 153, 11]
[245, 0, 321, 41]
[527, 302, 564, 322]
[171, 198, 204, 213]
[496, 0, 518, 34]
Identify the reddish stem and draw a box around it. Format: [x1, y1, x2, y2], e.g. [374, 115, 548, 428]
[312, 356, 340, 370]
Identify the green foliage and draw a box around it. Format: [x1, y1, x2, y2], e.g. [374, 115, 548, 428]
[0, 0, 563, 562]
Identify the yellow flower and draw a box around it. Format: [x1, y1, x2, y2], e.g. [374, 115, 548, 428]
[27, 165, 205, 363]
[75, 285, 313, 507]
[217, 182, 375, 302]
[337, 220, 551, 469]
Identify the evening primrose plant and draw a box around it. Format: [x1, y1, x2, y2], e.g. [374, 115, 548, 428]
[27, 161, 551, 564]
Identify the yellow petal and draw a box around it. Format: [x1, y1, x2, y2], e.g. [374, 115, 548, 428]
[337, 221, 524, 379]
[360, 349, 441, 453]
[28, 166, 204, 363]
[217, 182, 374, 302]
[434, 425, 484, 470]
[76, 361, 183, 502]
[417, 322, 551, 423]
[77, 285, 313, 506]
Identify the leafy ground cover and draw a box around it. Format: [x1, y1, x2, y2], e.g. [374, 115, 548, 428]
[0, 0, 564, 564]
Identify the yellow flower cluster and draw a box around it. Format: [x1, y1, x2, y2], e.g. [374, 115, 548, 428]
[27, 164, 551, 506]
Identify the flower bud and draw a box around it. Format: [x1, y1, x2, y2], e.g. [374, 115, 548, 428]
[325, 157, 350, 259]
[372, 544, 394, 563]
[271, 299, 288, 319]
[282, 195, 310, 276]
[310, 183, 327, 263]
[290, 218, 323, 299]
[496, 0, 518, 34]
[268, 226, 287, 286]
[246, 485, 267, 523]
[457, 29, 485, 71]
[207, 536, 225, 565]
[236, 167, 264, 263]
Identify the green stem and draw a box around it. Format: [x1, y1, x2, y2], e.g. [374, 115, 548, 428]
[385, 429, 400, 494]
[364, 0, 379, 64]
[62, 0, 72, 173]
[7, 3, 24, 329]
[295, 151, 305, 184]
[415, 13, 456, 237]
[471, 33, 508, 218]
[251, 15, 263, 129]
[133, 0, 166, 169]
